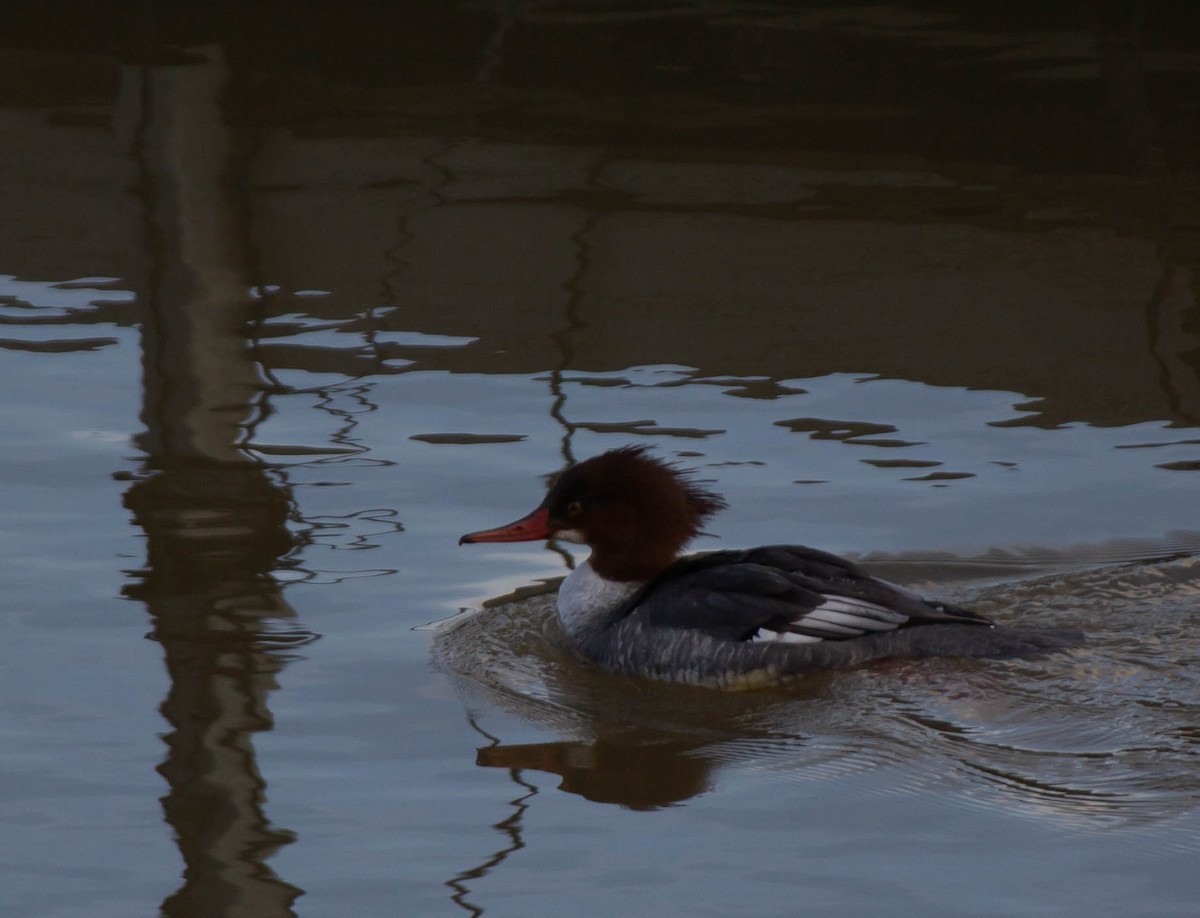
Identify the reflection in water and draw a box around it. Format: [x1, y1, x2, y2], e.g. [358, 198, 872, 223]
[436, 554, 1200, 825]
[1, 3, 1199, 914]
[1093, 3, 1200, 427]
[120, 45, 308, 917]
[124, 468, 307, 917]
[476, 734, 716, 810]
[445, 717, 536, 918]
[545, 163, 607, 469]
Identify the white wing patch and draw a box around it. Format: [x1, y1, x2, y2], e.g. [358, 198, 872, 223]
[750, 594, 908, 644]
[750, 628, 822, 644]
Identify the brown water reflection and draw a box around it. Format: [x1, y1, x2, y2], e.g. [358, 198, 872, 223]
[3, 2, 1198, 429]
[116, 44, 310, 915]
[125, 465, 306, 917]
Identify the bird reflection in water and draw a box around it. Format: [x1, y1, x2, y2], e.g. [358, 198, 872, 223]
[475, 733, 715, 811]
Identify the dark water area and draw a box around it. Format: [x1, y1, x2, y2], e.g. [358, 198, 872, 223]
[2, 3, 1199, 916]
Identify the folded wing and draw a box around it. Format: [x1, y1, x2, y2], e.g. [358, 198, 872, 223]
[624, 544, 992, 645]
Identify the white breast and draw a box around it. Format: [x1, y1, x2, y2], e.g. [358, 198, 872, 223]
[557, 561, 641, 643]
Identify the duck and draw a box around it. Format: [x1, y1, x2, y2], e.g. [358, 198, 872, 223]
[459, 445, 1074, 687]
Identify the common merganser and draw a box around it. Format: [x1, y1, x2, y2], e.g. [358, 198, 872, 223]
[460, 446, 1073, 687]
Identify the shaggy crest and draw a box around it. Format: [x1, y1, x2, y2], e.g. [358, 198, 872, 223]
[544, 445, 727, 580]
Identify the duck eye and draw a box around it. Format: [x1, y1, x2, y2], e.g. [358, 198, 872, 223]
[567, 500, 583, 519]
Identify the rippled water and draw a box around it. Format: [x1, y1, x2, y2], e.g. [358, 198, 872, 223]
[436, 554, 1200, 823]
[3, 3, 1200, 916]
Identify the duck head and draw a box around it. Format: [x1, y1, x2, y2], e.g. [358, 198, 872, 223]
[460, 445, 727, 581]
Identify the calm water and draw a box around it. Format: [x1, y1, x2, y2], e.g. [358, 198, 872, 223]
[3, 3, 1199, 916]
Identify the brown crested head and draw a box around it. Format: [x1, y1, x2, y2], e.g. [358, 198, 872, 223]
[541, 445, 727, 581]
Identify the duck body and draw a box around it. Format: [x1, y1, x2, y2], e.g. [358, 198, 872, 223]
[461, 446, 1074, 687]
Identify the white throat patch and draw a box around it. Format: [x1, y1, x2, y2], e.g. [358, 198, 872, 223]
[557, 560, 641, 642]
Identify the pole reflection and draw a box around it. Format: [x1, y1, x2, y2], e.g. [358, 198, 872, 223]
[119, 42, 309, 917]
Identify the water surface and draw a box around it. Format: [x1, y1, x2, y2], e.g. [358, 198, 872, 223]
[2, 3, 1199, 916]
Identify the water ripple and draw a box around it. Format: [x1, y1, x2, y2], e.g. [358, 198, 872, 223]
[434, 554, 1200, 831]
